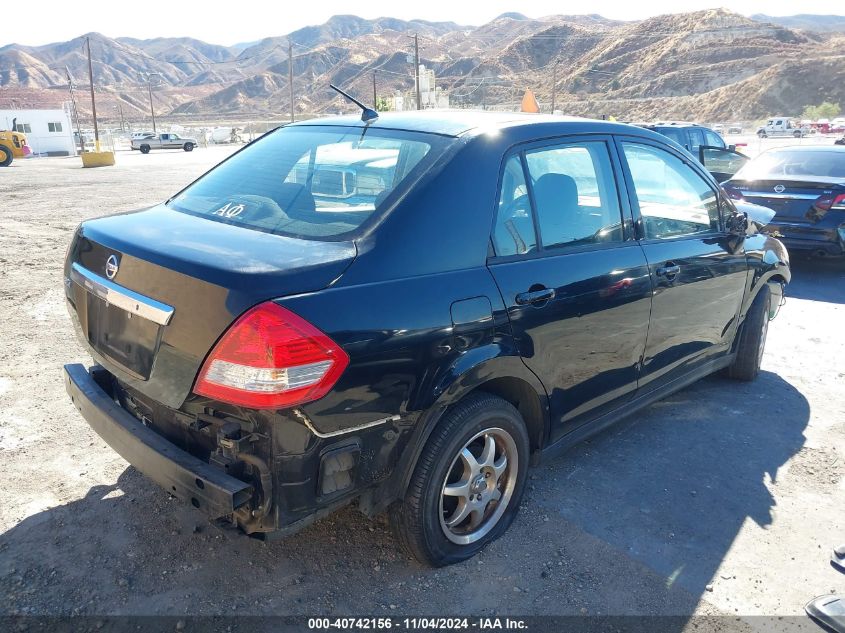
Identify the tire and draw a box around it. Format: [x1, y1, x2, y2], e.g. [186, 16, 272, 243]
[390, 392, 530, 567]
[758, 131, 767, 138]
[793, 130, 802, 138]
[725, 285, 771, 381]
[0, 143, 12, 167]
[183, 142, 194, 152]
[140, 144, 150, 154]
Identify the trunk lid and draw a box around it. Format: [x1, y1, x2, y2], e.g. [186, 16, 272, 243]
[730, 178, 845, 224]
[65, 204, 356, 408]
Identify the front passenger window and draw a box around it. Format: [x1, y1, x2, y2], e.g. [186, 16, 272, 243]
[622, 143, 720, 239]
[704, 130, 725, 149]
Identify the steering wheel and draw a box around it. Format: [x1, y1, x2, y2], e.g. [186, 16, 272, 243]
[499, 194, 533, 253]
[500, 193, 531, 218]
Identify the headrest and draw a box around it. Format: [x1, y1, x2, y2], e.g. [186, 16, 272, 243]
[532, 173, 578, 211]
[274, 182, 316, 216]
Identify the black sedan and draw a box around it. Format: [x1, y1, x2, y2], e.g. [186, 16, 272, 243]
[723, 145, 845, 258]
[62, 111, 789, 566]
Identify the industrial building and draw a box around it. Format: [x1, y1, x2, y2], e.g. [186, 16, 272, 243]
[0, 106, 77, 156]
[391, 65, 450, 111]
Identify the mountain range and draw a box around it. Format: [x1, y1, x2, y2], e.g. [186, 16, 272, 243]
[1, 10, 844, 123]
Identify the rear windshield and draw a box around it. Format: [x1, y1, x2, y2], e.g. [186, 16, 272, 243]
[735, 149, 845, 180]
[168, 126, 448, 239]
[652, 127, 686, 147]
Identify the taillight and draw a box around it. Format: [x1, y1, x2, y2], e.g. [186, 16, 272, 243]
[193, 302, 349, 410]
[721, 183, 744, 201]
[816, 193, 845, 212]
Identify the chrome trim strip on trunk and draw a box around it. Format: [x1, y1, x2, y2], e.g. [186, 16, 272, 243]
[743, 192, 820, 200]
[69, 262, 174, 326]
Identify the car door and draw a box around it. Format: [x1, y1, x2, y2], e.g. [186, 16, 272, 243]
[487, 137, 653, 440]
[617, 138, 747, 395]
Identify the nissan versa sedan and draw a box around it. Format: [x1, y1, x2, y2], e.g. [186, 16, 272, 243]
[63, 111, 790, 566]
[723, 146, 845, 259]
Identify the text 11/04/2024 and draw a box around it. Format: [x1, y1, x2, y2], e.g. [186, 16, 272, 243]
[307, 617, 528, 630]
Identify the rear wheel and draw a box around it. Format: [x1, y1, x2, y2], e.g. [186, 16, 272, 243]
[726, 285, 771, 381]
[793, 130, 802, 138]
[390, 393, 529, 566]
[140, 144, 150, 154]
[0, 143, 12, 167]
[183, 142, 194, 152]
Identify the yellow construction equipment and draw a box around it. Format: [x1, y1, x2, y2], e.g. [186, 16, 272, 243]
[0, 119, 31, 167]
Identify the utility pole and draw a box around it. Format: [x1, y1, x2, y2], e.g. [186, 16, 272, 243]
[551, 62, 558, 114]
[372, 71, 377, 109]
[288, 40, 295, 123]
[413, 34, 421, 110]
[85, 36, 100, 150]
[66, 66, 83, 155]
[143, 72, 161, 134]
[117, 101, 126, 132]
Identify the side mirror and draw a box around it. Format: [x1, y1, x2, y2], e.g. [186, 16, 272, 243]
[728, 144, 736, 151]
[726, 209, 748, 235]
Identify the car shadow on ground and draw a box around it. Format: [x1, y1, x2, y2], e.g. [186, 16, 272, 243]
[0, 371, 809, 624]
[785, 257, 845, 304]
[537, 371, 809, 601]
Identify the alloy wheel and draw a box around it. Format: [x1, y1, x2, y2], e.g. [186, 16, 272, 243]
[438, 427, 518, 545]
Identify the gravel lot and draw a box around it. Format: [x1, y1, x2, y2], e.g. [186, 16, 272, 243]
[1, 144, 843, 628]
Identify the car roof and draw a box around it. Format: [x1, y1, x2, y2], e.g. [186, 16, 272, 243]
[648, 121, 702, 128]
[288, 110, 651, 138]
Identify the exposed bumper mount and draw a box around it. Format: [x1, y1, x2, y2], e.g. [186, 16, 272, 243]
[63, 363, 253, 518]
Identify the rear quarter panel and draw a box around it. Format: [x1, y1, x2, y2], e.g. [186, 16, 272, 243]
[739, 233, 791, 320]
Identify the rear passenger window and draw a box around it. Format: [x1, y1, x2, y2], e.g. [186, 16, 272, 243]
[493, 156, 537, 257]
[524, 142, 624, 249]
[656, 127, 686, 148]
[622, 143, 720, 239]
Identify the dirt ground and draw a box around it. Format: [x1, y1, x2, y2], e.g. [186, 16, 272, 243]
[1, 145, 844, 628]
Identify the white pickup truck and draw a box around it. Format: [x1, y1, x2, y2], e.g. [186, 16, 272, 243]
[756, 117, 810, 138]
[131, 133, 198, 153]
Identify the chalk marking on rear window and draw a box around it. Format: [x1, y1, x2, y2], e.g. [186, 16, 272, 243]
[212, 202, 246, 218]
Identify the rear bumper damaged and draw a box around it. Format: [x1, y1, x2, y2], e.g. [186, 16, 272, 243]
[63, 363, 254, 518]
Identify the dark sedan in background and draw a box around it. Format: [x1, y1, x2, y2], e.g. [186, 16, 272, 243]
[723, 146, 845, 258]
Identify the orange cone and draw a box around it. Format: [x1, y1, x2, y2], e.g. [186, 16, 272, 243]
[520, 89, 540, 113]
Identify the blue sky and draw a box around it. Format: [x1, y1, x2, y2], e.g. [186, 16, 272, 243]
[11, 0, 845, 46]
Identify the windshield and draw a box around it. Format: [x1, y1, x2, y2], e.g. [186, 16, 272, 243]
[168, 126, 447, 239]
[735, 149, 845, 180]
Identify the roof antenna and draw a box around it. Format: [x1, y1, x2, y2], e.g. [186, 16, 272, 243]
[330, 84, 379, 123]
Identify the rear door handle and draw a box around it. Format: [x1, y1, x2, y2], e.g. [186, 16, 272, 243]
[515, 288, 555, 305]
[656, 264, 681, 278]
